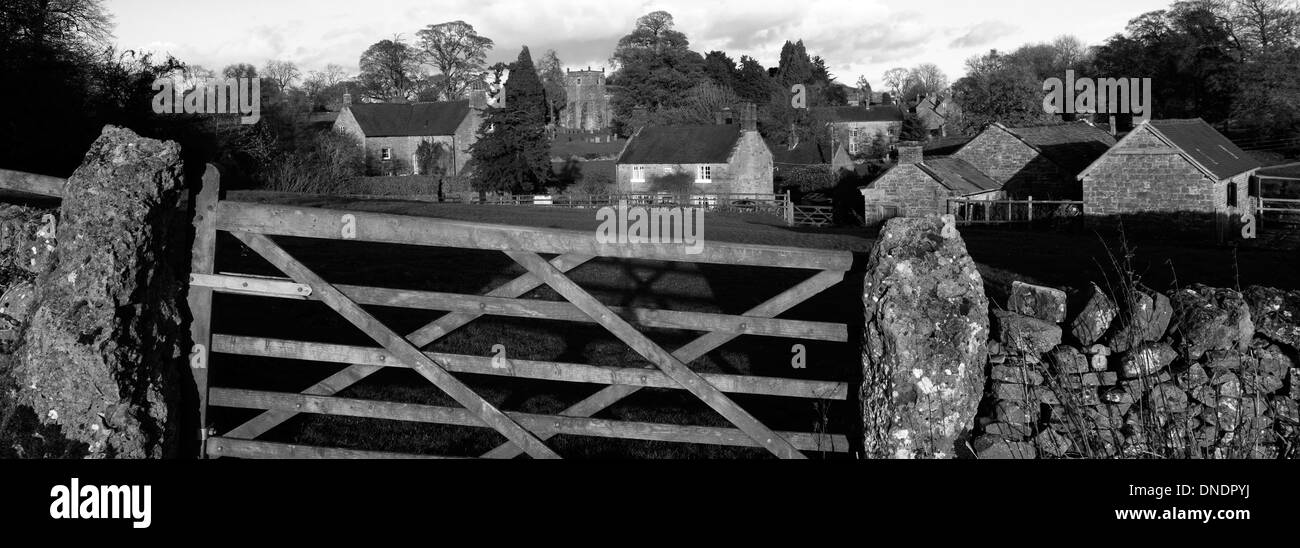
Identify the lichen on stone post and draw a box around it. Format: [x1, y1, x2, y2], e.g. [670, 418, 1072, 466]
[861, 214, 989, 459]
[14, 126, 187, 458]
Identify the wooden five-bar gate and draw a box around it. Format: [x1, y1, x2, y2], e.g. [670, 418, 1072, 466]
[189, 165, 855, 459]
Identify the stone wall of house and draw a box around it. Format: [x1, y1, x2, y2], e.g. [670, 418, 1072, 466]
[832, 121, 899, 156]
[615, 132, 773, 195]
[859, 163, 949, 217]
[1082, 126, 1221, 221]
[954, 126, 1075, 199]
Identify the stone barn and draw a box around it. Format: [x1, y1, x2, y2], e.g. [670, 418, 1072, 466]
[1078, 118, 1261, 236]
[333, 92, 486, 176]
[614, 104, 773, 195]
[859, 143, 1002, 224]
[953, 122, 1116, 199]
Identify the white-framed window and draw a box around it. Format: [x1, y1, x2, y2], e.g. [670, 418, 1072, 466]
[381, 148, 392, 160]
[631, 166, 646, 183]
[696, 165, 713, 183]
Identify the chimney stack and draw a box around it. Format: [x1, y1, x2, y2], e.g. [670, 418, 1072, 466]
[897, 141, 923, 164]
[740, 103, 757, 132]
[342, 92, 352, 106]
[469, 89, 487, 109]
[715, 107, 734, 125]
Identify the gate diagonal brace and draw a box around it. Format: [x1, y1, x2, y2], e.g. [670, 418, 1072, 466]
[503, 249, 806, 459]
[231, 231, 560, 459]
[220, 252, 592, 441]
[481, 268, 845, 459]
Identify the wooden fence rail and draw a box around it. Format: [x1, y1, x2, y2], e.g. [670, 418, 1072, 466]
[189, 164, 855, 459]
[946, 197, 1085, 226]
[1258, 197, 1300, 227]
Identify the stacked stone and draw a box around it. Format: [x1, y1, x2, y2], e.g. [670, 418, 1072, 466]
[975, 281, 1300, 459]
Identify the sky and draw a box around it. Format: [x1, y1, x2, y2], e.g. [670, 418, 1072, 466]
[109, 0, 1177, 87]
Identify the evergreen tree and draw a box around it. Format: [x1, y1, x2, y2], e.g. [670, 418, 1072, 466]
[733, 55, 771, 104]
[467, 47, 553, 194]
[702, 50, 737, 89]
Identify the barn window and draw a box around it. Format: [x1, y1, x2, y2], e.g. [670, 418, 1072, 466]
[381, 148, 392, 160]
[1227, 180, 1238, 207]
[696, 165, 712, 182]
[631, 166, 646, 182]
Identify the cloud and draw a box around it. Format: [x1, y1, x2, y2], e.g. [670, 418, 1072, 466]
[949, 20, 1017, 48]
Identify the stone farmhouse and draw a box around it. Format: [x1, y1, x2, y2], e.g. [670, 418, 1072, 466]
[1079, 118, 1260, 234]
[815, 105, 905, 158]
[333, 91, 487, 176]
[614, 104, 773, 195]
[859, 143, 1002, 223]
[952, 121, 1117, 199]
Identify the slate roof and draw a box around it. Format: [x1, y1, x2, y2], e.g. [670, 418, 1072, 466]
[617, 125, 743, 164]
[772, 139, 832, 165]
[1148, 119, 1260, 180]
[345, 101, 472, 137]
[924, 136, 973, 157]
[816, 105, 905, 123]
[918, 157, 1002, 195]
[1003, 122, 1117, 176]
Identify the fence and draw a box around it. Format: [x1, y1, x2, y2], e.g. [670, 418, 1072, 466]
[480, 191, 790, 213]
[188, 165, 855, 459]
[946, 197, 1085, 226]
[1258, 197, 1300, 227]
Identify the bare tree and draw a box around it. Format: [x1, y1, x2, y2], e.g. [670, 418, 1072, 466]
[1233, 0, 1300, 53]
[416, 21, 494, 101]
[263, 59, 301, 90]
[882, 67, 908, 98]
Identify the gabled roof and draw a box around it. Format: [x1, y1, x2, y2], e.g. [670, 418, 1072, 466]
[999, 122, 1117, 176]
[1147, 119, 1260, 180]
[924, 136, 973, 157]
[1078, 119, 1262, 181]
[617, 125, 743, 164]
[815, 105, 905, 123]
[772, 138, 832, 165]
[345, 101, 472, 137]
[917, 157, 1002, 195]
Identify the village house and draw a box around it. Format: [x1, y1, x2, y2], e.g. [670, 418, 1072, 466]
[333, 91, 487, 176]
[859, 143, 1003, 223]
[614, 104, 773, 195]
[910, 94, 962, 137]
[1078, 118, 1260, 236]
[952, 121, 1117, 199]
[815, 105, 905, 158]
